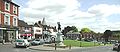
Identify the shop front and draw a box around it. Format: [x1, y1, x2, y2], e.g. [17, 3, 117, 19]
[0, 28, 6, 42]
[20, 34, 32, 40]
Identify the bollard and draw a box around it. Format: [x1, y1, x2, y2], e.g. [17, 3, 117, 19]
[69, 45, 71, 49]
[80, 42, 82, 47]
[55, 43, 57, 50]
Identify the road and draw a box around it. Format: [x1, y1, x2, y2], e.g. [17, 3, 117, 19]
[0, 43, 117, 52]
[67, 46, 116, 52]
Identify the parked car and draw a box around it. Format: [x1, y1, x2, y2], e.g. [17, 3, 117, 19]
[15, 39, 30, 48]
[84, 38, 93, 42]
[44, 38, 52, 43]
[31, 39, 44, 45]
[113, 43, 119, 51]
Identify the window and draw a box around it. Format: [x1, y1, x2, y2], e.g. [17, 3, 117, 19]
[36, 30, 41, 32]
[5, 16, 9, 24]
[6, 4, 8, 10]
[4, 14, 10, 25]
[13, 18, 17, 26]
[13, 6, 17, 14]
[5, 2, 10, 11]
[0, 13, 1, 24]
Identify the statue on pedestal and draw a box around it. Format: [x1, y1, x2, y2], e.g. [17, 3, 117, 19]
[56, 22, 65, 46]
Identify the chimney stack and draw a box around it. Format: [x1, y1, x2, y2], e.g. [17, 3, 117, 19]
[8, 0, 12, 1]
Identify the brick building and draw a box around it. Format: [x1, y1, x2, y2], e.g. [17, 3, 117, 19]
[0, 0, 19, 42]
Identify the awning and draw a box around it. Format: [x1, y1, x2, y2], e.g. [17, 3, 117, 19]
[0, 28, 6, 30]
[21, 34, 32, 36]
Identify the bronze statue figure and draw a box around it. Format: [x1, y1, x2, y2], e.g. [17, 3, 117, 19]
[57, 22, 61, 31]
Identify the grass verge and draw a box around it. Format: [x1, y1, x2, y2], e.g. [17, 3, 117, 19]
[64, 40, 103, 47]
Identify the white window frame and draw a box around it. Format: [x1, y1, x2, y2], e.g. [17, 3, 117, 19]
[4, 14, 10, 25]
[0, 13, 1, 24]
[5, 2, 10, 11]
[13, 17, 17, 26]
[13, 5, 17, 14]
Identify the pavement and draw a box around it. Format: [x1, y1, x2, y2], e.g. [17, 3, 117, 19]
[29, 45, 113, 51]
[29, 44, 83, 51]
[0, 43, 114, 52]
[0, 42, 13, 45]
[28, 44, 111, 51]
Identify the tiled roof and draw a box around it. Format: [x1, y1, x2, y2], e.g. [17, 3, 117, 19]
[18, 20, 28, 27]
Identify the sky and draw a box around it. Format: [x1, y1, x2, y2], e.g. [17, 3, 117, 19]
[13, 0, 120, 33]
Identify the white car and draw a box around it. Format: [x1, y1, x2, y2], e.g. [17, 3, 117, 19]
[113, 43, 119, 51]
[15, 39, 30, 48]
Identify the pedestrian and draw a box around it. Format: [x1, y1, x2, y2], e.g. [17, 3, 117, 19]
[117, 44, 120, 52]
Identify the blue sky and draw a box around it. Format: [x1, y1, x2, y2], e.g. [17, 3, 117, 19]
[13, 0, 120, 32]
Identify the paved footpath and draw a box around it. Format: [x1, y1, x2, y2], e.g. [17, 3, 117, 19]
[29, 44, 114, 51]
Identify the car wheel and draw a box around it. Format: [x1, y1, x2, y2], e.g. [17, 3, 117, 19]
[25, 46, 27, 48]
[113, 48, 117, 51]
[16, 46, 18, 48]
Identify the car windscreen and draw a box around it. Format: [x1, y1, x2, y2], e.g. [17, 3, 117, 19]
[16, 40, 24, 42]
[115, 44, 119, 46]
[35, 39, 40, 41]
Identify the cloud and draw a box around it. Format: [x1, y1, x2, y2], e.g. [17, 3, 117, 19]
[20, 0, 120, 33]
[85, 4, 120, 32]
[21, 0, 94, 25]
[88, 4, 120, 17]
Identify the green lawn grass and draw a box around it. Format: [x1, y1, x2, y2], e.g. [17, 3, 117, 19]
[63, 40, 100, 47]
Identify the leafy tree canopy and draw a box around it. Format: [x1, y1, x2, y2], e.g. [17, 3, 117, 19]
[62, 26, 78, 35]
[103, 30, 112, 42]
[80, 28, 92, 33]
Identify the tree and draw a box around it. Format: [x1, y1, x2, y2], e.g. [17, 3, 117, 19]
[62, 26, 78, 36]
[71, 26, 78, 32]
[80, 28, 92, 33]
[80, 28, 96, 40]
[103, 30, 112, 42]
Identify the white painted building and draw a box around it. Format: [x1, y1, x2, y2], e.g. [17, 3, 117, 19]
[33, 27, 43, 39]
